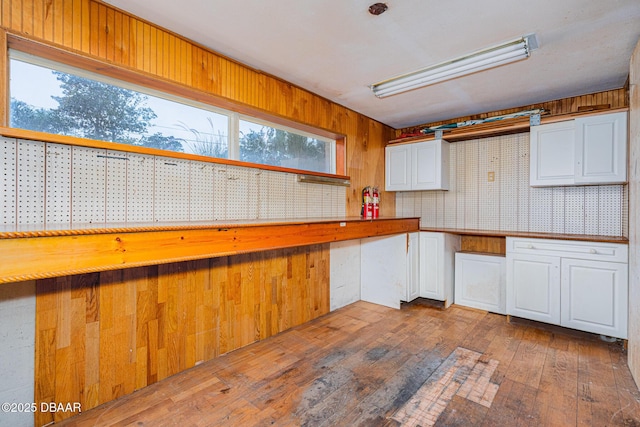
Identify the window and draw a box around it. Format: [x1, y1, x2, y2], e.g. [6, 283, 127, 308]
[239, 118, 335, 174]
[9, 50, 337, 175]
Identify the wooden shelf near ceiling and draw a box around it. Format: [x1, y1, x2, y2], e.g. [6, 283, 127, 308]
[388, 106, 629, 144]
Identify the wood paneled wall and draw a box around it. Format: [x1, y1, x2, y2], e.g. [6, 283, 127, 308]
[34, 245, 330, 426]
[397, 88, 629, 137]
[628, 37, 640, 389]
[0, 0, 395, 217]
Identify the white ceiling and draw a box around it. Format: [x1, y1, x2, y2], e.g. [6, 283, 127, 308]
[103, 0, 640, 129]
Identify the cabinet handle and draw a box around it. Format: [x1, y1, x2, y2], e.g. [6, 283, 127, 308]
[590, 249, 597, 254]
[527, 244, 534, 249]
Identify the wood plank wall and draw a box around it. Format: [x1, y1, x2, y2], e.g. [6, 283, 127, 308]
[397, 88, 629, 137]
[0, 0, 395, 217]
[628, 38, 640, 389]
[34, 245, 330, 426]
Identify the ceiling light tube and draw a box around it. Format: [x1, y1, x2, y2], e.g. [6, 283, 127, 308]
[371, 35, 536, 98]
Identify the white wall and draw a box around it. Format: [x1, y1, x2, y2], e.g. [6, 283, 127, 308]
[396, 133, 627, 237]
[0, 281, 35, 427]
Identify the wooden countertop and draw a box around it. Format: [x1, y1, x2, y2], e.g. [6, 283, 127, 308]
[0, 217, 420, 284]
[419, 227, 628, 244]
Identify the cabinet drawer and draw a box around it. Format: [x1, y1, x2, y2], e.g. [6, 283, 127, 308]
[506, 237, 627, 263]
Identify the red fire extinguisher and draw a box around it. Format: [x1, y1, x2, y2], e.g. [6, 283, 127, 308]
[372, 187, 380, 219]
[362, 186, 373, 219]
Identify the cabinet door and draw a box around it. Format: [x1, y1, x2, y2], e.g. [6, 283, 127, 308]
[405, 233, 420, 302]
[385, 144, 411, 191]
[561, 259, 628, 338]
[412, 140, 449, 190]
[455, 253, 506, 314]
[506, 253, 560, 324]
[530, 120, 576, 186]
[361, 234, 406, 309]
[575, 112, 627, 184]
[419, 232, 442, 301]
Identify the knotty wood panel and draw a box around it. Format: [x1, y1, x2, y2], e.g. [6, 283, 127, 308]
[397, 88, 629, 138]
[627, 38, 640, 388]
[0, 0, 396, 216]
[34, 244, 330, 426]
[460, 235, 506, 255]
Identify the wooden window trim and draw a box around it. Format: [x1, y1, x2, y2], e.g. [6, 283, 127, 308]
[3, 32, 349, 179]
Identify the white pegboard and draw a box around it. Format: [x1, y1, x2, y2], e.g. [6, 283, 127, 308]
[154, 156, 189, 222]
[71, 146, 106, 225]
[398, 133, 626, 238]
[1, 137, 16, 225]
[443, 144, 457, 229]
[622, 186, 629, 237]
[226, 166, 251, 220]
[564, 187, 586, 234]
[189, 161, 215, 221]
[421, 191, 436, 227]
[500, 135, 519, 231]
[552, 187, 565, 234]
[17, 139, 45, 225]
[213, 165, 228, 220]
[584, 186, 600, 235]
[517, 135, 530, 231]
[246, 169, 260, 220]
[105, 150, 128, 223]
[478, 138, 500, 231]
[285, 174, 296, 218]
[293, 178, 308, 218]
[335, 186, 346, 217]
[45, 143, 72, 225]
[455, 141, 466, 229]
[304, 182, 324, 219]
[464, 141, 479, 229]
[267, 171, 288, 219]
[127, 153, 155, 223]
[599, 185, 623, 236]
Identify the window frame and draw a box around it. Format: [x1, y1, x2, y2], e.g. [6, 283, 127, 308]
[2, 33, 348, 179]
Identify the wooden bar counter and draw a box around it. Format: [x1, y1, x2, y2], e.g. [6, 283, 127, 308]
[0, 217, 419, 284]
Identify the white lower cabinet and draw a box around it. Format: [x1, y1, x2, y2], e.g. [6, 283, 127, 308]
[405, 232, 420, 302]
[506, 237, 628, 339]
[455, 253, 506, 314]
[360, 234, 407, 309]
[506, 253, 560, 324]
[561, 258, 628, 338]
[419, 232, 460, 307]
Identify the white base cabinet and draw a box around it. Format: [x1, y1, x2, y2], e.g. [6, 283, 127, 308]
[506, 253, 560, 324]
[360, 234, 407, 309]
[455, 253, 506, 314]
[561, 258, 628, 338]
[405, 232, 420, 302]
[419, 232, 460, 307]
[506, 237, 628, 338]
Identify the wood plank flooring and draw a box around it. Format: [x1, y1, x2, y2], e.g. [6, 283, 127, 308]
[56, 300, 640, 427]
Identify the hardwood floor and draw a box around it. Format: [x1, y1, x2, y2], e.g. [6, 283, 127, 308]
[57, 300, 640, 427]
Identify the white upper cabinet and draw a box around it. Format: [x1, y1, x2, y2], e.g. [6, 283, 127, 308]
[386, 139, 449, 191]
[385, 143, 411, 191]
[530, 120, 576, 186]
[574, 112, 627, 184]
[530, 111, 627, 187]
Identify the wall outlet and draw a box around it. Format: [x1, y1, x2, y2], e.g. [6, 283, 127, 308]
[488, 171, 495, 182]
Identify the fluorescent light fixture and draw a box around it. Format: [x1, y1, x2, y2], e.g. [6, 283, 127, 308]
[370, 34, 538, 98]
